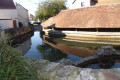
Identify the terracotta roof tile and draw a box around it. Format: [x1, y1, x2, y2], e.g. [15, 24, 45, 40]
[0, 0, 16, 9]
[42, 4, 120, 28]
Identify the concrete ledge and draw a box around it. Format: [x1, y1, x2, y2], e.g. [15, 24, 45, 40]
[26, 58, 120, 80]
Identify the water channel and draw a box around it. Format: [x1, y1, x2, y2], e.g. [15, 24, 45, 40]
[15, 31, 120, 69]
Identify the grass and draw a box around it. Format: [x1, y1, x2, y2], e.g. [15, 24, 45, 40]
[0, 41, 38, 80]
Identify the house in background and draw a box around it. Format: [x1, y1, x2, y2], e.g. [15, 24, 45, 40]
[71, 0, 120, 9]
[29, 14, 34, 21]
[70, 0, 98, 9]
[15, 3, 29, 27]
[0, 0, 18, 30]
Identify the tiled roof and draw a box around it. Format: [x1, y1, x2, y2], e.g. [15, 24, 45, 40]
[41, 4, 120, 28]
[0, 0, 16, 9]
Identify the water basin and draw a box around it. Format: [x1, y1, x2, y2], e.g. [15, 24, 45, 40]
[15, 31, 120, 69]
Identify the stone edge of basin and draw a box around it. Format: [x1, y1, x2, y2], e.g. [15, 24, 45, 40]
[44, 30, 120, 39]
[25, 58, 120, 80]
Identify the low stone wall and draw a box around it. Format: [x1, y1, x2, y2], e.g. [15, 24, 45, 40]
[42, 3, 120, 28]
[0, 26, 33, 40]
[26, 58, 120, 80]
[44, 30, 120, 40]
[0, 30, 7, 40]
[25, 46, 120, 80]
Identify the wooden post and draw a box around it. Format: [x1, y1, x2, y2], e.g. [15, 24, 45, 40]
[96, 28, 99, 33]
[76, 28, 78, 32]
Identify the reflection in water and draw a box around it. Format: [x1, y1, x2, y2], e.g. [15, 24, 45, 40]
[23, 31, 81, 62]
[24, 31, 43, 59]
[15, 31, 120, 69]
[86, 59, 119, 69]
[12, 32, 34, 47]
[44, 40, 97, 58]
[43, 36, 120, 69]
[97, 59, 115, 69]
[37, 44, 67, 62]
[37, 44, 81, 62]
[45, 37, 120, 58]
[16, 39, 31, 55]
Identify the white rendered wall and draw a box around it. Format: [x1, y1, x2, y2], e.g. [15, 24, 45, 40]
[69, 0, 91, 9]
[0, 20, 13, 29]
[0, 9, 18, 19]
[16, 4, 29, 26]
[0, 9, 18, 29]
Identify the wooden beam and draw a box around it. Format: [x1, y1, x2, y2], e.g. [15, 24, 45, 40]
[72, 0, 76, 4]
[0, 19, 12, 20]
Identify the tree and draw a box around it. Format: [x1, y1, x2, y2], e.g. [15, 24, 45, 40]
[35, 0, 67, 21]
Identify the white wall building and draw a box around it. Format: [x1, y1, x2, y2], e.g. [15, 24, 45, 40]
[0, 0, 18, 30]
[68, 0, 97, 9]
[16, 3, 29, 26]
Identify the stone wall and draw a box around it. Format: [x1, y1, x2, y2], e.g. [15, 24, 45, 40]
[0, 26, 33, 40]
[26, 58, 120, 80]
[42, 3, 120, 28]
[0, 30, 7, 40]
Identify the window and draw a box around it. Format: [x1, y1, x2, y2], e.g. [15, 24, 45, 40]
[90, 0, 98, 6]
[81, 2, 85, 7]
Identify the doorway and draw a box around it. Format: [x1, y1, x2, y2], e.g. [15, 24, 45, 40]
[13, 20, 17, 28]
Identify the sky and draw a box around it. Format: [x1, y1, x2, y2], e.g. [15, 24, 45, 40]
[13, 0, 73, 16]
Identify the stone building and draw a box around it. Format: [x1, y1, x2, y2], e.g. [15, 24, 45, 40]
[0, 0, 18, 30]
[15, 3, 29, 26]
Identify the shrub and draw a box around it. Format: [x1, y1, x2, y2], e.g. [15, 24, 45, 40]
[0, 41, 37, 80]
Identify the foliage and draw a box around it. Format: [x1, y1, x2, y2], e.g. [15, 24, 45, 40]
[0, 41, 37, 80]
[35, 0, 67, 21]
[29, 26, 34, 31]
[5, 29, 16, 35]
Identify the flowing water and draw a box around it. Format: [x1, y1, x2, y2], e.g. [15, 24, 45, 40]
[16, 31, 120, 69]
